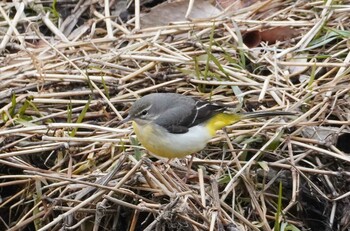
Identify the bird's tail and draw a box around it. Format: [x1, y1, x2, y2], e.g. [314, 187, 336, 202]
[242, 111, 295, 119]
[206, 111, 295, 136]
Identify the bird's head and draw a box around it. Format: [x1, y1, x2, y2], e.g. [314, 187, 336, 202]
[121, 94, 165, 125]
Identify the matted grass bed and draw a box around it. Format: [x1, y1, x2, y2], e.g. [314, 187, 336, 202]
[1, 0, 350, 230]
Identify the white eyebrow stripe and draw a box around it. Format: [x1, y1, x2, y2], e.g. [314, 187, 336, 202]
[136, 104, 152, 117]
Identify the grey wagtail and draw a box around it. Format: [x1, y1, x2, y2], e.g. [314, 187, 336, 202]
[121, 93, 293, 159]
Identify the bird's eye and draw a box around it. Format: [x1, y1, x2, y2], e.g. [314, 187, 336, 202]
[140, 110, 148, 116]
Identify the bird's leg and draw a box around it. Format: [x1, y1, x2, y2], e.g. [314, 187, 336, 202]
[183, 154, 194, 183]
[164, 158, 172, 173]
[154, 158, 172, 174]
[165, 158, 172, 165]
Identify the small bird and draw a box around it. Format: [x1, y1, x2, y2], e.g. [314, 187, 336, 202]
[122, 93, 293, 159]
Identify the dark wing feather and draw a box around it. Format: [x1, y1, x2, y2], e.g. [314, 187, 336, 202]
[184, 100, 225, 127]
[154, 98, 225, 134]
[162, 124, 189, 134]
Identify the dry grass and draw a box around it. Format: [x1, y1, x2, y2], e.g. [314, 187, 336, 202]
[1, 0, 350, 230]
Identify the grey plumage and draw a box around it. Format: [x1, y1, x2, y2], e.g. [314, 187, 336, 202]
[127, 93, 295, 134]
[123, 93, 295, 158]
[128, 93, 224, 134]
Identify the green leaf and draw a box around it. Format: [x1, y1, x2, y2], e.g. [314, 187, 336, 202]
[130, 137, 142, 160]
[203, 23, 216, 80]
[218, 174, 231, 184]
[307, 64, 316, 89]
[231, 19, 246, 68]
[280, 222, 301, 231]
[70, 96, 91, 137]
[51, 0, 60, 19]
[231, 86, 243, 106]
[257, 161, 269, 172]
[67, 101, 72, 123]
[274, 181, 283, 231]
[207, 53, 225, 80]
[266, 130, 284, 151]
[193, 56, 201, 79]
[10, 92, 17, 117]
[18, 99, 30, 117]
[101, 77, 110, 99]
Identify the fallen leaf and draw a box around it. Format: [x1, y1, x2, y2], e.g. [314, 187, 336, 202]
[242, 30, 261, 48]
[301, 126, 341, 146]
[288, 54, 309, 76]
[242, 27, 301, 47]
[260, 27, 301, 44]
[141, 0, 221, 28]
[216, 0, 263, 11]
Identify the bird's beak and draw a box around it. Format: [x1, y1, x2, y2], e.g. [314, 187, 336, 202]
[118, 115, 131, 126]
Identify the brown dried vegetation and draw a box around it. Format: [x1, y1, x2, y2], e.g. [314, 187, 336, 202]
[0, 0, 350, 230]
